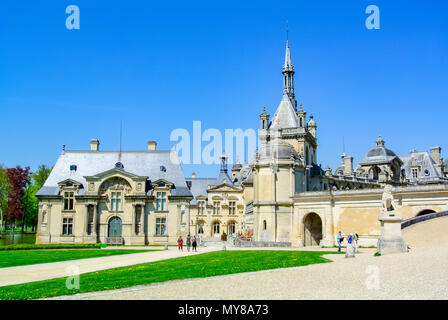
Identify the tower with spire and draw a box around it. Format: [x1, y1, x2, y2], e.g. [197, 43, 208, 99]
[283, 25, 297, 110]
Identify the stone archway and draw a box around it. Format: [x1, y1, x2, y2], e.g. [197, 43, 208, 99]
[416, 209, 436, 217]
[304, 213, 323, 246]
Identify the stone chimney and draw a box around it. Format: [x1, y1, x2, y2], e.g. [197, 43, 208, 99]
[90, 139, 100, 151]
[343, 155, 353, 176]
[148, 141, 157, 151]
[191, 172, 196, 178]
[430, 146, 443, 175]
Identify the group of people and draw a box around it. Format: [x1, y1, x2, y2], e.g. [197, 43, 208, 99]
[336, 231, 359, 253]
[177, 234, 198, 252]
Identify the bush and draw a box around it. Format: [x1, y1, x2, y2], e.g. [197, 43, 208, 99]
[0, 243, 101, 251]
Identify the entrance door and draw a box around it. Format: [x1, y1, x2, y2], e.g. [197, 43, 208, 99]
[304, 213, 322, 246]
[108, 216, 122, 237]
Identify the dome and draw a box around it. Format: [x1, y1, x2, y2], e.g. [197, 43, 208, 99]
[360, 136, 398, 165]
[307, 114, 316, 127]
[258, 140, 299, 161]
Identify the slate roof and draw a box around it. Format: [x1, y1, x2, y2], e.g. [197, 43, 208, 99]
[184, 178, 216, 205]
[400, 151, 441, 180]
[269, 94, 299, 130]
[36, 150, 192, 197]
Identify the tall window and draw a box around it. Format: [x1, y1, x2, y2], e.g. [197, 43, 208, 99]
[228, 222, 235, 235]
[412, 168, 418, 178]
[213, 222, 220, 234]
[156, 192, 167, 211]
[213, 201, 220, 215]
[229, 201, 236, 215]
[64, 192, 74, 211]
[111, 192, 122, 211]
[198, 201, 205, 215]
[156, 217, 167, 235]
[62, 217, 73, 235]
[198, 222, 204, 234]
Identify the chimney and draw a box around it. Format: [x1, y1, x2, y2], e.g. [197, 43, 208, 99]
[191, 172, 196, 178]
[90, 139, 100, 151]
[343, 155, 353, 176]
[148, 141, 157, 151]
[430, 147, 442, 165]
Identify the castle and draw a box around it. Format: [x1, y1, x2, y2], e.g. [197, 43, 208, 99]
[36, 39, 448, 247]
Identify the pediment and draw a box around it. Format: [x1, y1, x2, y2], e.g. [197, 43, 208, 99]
[208, 183, 242, 192]
[151, 178, 174, 188]
[57, 178, 83, 187]
[85, 168, 147, 181]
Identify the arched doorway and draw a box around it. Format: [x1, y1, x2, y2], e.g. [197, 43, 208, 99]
[304, 213, 322, 246]
[416, 209, 436, 217]
[108, 216, 122, 238]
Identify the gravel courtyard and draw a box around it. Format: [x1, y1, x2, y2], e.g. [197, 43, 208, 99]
[54, 216, 448, 300]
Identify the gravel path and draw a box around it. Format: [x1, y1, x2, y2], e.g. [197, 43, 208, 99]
[54, 216, 448, 300]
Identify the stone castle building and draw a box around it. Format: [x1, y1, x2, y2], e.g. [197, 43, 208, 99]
[36, 38, 448, 247]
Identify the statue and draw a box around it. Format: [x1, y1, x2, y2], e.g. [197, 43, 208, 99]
[382, 184, 395, 212]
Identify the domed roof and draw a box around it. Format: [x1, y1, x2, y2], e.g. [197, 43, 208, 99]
[307, 114, 316, 127]
[258, 140, 299, 161]
[360, 136, 398, 165]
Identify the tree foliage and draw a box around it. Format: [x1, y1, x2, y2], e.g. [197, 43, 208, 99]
[31, 165, 52, 187]
[6, 166, 31, 222]
[0, 165, 10, 229]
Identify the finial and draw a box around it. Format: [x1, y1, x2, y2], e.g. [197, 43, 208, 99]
[299, 102, 303, 111]
[286, 20, 289, 42]
[62, 144, 66, 151]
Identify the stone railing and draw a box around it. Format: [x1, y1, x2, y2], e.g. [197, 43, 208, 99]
[401, 210, 448, 229]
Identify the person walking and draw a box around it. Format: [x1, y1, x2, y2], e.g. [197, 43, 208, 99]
[336, 231, 343, 252]
[186, 234, 191, 252]
[177, 236, 184, 251]
[353, 232, 359, 253]
[345, 233, 355, 258]
[192, 236, 197, 252]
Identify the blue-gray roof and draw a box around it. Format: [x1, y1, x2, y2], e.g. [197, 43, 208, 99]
[185, 178, 216, 205]
[36, 150, 192, 197]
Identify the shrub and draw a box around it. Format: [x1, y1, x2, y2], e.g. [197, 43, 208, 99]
[0, 243, 101, 251]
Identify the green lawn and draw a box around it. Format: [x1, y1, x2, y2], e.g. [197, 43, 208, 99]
[0, 249, 152, 268]
[0, 250, 339, 300]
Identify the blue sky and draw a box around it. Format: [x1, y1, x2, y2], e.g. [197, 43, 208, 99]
[1, 0, 447, 178]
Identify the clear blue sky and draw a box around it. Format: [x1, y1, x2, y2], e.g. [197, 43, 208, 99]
[1, 0, 447, 178]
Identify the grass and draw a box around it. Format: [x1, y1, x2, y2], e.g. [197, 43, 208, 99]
[0, 249, 153, 268]
[0, 250, 339, 300]
[0, 243, 101, 251]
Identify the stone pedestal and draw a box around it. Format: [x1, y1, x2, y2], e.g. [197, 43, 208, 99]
[377, 213, 408, 255]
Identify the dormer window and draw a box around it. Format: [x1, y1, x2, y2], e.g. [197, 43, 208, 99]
[412, 168, 418, 178]
[70, 165, 77, 172]
[160, 166, 166, 172]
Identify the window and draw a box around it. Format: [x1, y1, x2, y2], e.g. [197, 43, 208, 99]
[62, 218, 73, 235]
[64, 192, 74, 211]
[111, 192, 122, 211]
[229, 201, 236, 215]
[263, 220, 267, 230]
[213, 222, 220, 234]
[156, 192, 167, 211]
[156, 217, 167, 235]
[198, 201, 205, 215]
[228, 222, 236, 235]
[198, 222, 204, 234]
[213, 201, 220, 215]
[412, 168, 418, 178]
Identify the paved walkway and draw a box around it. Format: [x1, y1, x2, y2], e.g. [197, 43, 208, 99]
[53, 216, 448, 300]
[0, 247, 218, 287]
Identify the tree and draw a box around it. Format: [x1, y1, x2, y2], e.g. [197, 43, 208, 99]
[0, 165, 10, 232]
[23, 165, 52, 232]
[31, 165, 52, 187]
[6, 166, 31, 227]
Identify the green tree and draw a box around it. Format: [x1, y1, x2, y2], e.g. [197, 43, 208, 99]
[0, 165, 10, 232]
[31, 165, 52, 187]
[22, 165, 52, 232]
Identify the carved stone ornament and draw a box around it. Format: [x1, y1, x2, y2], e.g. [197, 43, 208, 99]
[99, 177, 132, 195]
